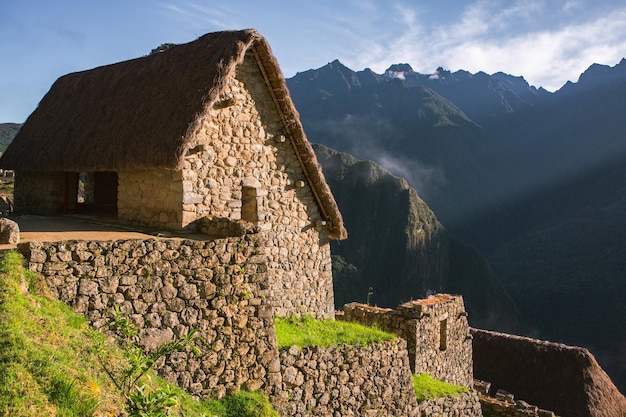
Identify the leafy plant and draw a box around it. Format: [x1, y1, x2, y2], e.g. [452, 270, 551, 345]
[126, 381, 179, 417]
[108, 304, 139, 343]
[96, 306, 202, 416]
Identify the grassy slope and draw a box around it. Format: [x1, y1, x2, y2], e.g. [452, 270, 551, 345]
[0, 251, 277, 417]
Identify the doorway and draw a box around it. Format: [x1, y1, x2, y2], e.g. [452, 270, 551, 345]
[74, 171, 118, 216]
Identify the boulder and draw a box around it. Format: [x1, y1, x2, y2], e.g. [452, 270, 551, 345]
[0, 218, 19, 244]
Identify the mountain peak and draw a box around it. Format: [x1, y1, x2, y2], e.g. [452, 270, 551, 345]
[579, 63, 612, 81]
[384, 63, 415, 80]
[386, 63, 414, 73]
[557, 58, 626, 95]
[327, 59, 351, 70]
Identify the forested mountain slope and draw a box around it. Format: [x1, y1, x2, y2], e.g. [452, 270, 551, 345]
[290, 59, 626, 391]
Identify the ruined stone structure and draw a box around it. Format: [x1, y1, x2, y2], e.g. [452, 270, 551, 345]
[0, 30, 347, 318]
[477, 391, 558, 417]
[343, 294, 473, 387]
[16, 238, 483, 417]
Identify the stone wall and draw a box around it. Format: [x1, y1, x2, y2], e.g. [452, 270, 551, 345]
[343, 294, 473, 387]
[16, 237, 486, 416]
[178, 50, 334, 318]
[418, 391, 482, 417]
[18, 236, 280, 399]
[118, 169, 183, 231]
[269, 339, 419, 417]
[13, 171, 67, 215]
[472, 328, 626, 417]
[474, 379, 558, 416]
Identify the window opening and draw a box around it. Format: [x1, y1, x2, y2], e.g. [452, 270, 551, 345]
[241, 186, 259, 224]
[439, 319, 448, 351]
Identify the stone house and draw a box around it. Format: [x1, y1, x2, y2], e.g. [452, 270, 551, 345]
[0, 29, 347, 317]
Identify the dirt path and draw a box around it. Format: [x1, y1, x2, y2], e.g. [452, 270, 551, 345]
[0, 215, 205, 251]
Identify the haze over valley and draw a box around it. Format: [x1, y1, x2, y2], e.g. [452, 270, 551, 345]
[286, 57, 626, 392]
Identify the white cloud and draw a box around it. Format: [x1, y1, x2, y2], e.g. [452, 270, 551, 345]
[162, 2, 240, 30]
[338, 1, 626, 91]
[440, 8, 626, 90]
[563, 1, 583, 13]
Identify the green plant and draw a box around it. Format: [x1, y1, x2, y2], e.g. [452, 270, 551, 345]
[96, 306, 202, 416]
[240, 285, 251, 299]
[126, 381, 179, 417]
[49, 376, 100, 416]
[108, 304, 139, 344]
[412, 373, 468, 402]
[274, 315, 394, 349]
[222, 390, 279, 417]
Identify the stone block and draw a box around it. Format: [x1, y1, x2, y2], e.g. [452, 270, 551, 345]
[78, 279, 99, 296]
[495, 389, 515, 403]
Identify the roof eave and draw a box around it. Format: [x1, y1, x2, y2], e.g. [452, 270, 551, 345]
[249, 37, 347, 240]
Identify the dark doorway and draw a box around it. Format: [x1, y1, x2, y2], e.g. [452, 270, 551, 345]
[76, 171, 118, 216]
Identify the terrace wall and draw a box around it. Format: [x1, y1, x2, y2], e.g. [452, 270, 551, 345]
[19, 236, 279, 399]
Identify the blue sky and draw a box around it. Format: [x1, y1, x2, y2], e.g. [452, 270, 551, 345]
[2, 0, 626, 123]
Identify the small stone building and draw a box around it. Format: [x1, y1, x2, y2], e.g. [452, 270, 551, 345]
[0, 29, 347, 317]
[343, 294, 473, 387]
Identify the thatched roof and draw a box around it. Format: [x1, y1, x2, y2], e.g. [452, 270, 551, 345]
[0, 29, 347, 239]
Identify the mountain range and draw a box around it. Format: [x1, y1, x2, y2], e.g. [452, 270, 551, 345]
[287, 58, 626, 392]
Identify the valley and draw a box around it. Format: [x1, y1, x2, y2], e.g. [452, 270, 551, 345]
[287, 58, 626, 392]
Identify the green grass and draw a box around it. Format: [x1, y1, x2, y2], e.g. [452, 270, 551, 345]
[0, 251, 277, 417]
[202, 391, 279, 417]
[412, 373, 468, 402]
[274, 315, 395, 350]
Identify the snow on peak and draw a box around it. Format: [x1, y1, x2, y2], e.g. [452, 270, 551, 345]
[386, 71, 406, 80]
[384, 63, 414, 80]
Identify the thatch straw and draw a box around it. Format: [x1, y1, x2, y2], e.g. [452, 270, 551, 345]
[0, 29, 346, 239]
